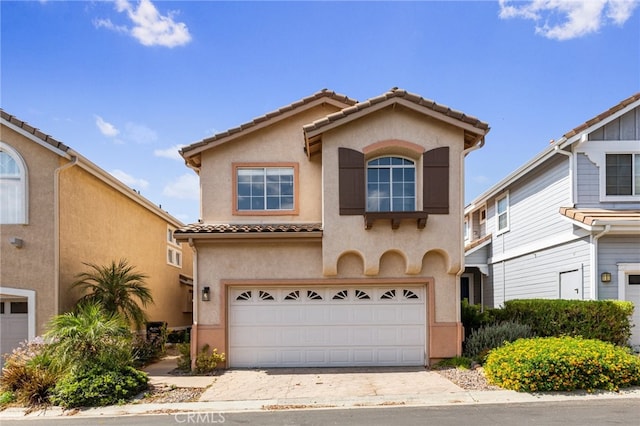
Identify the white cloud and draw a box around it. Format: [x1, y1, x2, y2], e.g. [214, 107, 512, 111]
[124, 122, 158, 144]
[163, 173, 199, 200]
[110, 169, 149, 189]
[95, 115, 120, 137]
[498, 0, 638, 40]
[105, 0, 192, 48]
[154, 144, 186, 161]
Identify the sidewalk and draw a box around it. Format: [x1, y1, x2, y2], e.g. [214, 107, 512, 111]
[2, 358, 639, 419]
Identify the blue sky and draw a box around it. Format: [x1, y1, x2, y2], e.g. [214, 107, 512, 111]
[2, 0, 639, 224]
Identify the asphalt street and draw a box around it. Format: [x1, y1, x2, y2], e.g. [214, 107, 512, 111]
[2, 398, 638, 426]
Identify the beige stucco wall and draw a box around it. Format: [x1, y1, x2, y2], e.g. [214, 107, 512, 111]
[0, 125, 59, 335]
[58, 165, 194, 329]
[1, 121, 193, 339]
[190, 102, 469, 363]
[320, 106, 464, 323]
[198, 105, 340, 223]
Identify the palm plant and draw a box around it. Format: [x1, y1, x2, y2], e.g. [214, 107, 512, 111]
[45, 301, 133, 373]
[72, 259, 153, 330]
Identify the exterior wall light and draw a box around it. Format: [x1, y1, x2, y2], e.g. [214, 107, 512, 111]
[600, 272, 612, 283]
[202, 286, 211, 301]
[10, 237, 24, 248]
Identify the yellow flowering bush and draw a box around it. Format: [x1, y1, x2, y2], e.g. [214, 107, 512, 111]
[484, 336, 640, 392]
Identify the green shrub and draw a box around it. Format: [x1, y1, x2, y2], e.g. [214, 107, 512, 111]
[0, 391, 16, 406]
[176, 342, 191, 371]
[461, 300, 489, 339]
[132, 334, 166, 367]
[485, 336, 640, 392]
[0, 339, 59, 406]
[502, 299, 633, 346]
[167, 328, 190, 344]
[50, 366, 148, 408]
[435, 356, 472, 369]
[194, 345, 225, 374]
[45, 302, 134, 374]
[464, 321, 533, 362]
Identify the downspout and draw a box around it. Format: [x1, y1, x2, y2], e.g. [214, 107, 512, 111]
[456, 136, 486, 354]
[188, 238, 199, 370]
[591, 224, 611, 300]
[54, 155, 78, 316]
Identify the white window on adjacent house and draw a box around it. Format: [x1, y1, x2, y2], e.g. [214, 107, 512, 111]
[479, 206, 487, 224]
[366, 157, 416, 212]
[496, 193, 509, 234]
[167, 225, 182, 268]
[0, 144, 28, 224]
[606, 153, 639, 196]
[464, 218, 470, 242]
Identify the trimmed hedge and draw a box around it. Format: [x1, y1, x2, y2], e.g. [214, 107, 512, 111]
[501, 299, 633, 346]
[485, 336, 640, 392]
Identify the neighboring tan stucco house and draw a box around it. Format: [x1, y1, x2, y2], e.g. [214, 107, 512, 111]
[176, 88, 490, 367]
[463, 93, 640, 350]
[0, 110, 194, 363]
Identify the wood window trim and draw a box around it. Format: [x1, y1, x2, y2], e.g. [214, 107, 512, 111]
[364, 211, 428, 230]
[232, 162, 300, 216]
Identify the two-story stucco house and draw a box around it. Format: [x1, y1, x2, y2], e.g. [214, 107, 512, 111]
[176, 88, 490, 367]
[0, 110, 194, 364]
[463, 93, 640, 350]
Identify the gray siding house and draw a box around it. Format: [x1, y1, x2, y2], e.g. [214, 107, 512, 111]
[463, 93, 640, 350]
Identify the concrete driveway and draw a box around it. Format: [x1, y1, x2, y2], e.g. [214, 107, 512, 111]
[199, 367, 464, 402]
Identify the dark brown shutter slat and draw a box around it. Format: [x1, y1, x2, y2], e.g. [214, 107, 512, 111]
[423, 147, 449, 214]
[338, 148, 365, 215]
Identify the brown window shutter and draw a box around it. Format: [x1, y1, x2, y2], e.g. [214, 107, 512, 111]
[423, 147, 449, 214]
[338, 148, 365, 215]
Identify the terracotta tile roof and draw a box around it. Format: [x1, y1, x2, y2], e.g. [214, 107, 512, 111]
[303, 88, 489, 155]
[304, 87, 489, 135]
[1, 109, 70, 152]
[175, 223, 323, 235]
[464, 233, 492, 252]
[180, 89, 357, 159]
[559, 207, 640, 226]
[562, 92, 640, 140]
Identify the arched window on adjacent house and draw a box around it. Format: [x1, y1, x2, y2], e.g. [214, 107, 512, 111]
[0, 143, 28, 224]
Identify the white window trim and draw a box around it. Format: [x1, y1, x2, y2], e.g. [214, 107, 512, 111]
[577, 141, 640, 202]
[167, 246, 182, 268]
[365, 155, 417, 212]
[495, 192, 510, 235]
[167, 225, 180, 247]
[464, 218, 470, 243]
[618, 263, 640, 302]
[0, 142, 29, 224]
[0, 287, 35, 341]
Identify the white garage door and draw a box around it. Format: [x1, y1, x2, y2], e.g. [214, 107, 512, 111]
[229, 286, 426, 367]
[0, 300, 29, 368]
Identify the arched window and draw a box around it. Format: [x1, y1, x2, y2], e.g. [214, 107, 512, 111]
[366, 157, 415, 212]
[0, 143, 28, 224]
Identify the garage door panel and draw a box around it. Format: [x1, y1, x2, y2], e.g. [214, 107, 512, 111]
[229, 286, 427, 367]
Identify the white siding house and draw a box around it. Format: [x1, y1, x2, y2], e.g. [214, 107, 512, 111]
[463, 93, 640, 350]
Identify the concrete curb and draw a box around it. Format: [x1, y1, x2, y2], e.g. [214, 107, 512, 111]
[2, 388, 639, 419]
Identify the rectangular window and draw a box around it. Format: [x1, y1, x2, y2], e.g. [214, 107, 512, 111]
[496, 193, 509, 234]
[479, 206, 487, 224]
[629, 274, 640, 285]
[10, 301, 28, 314]
[464, 218, 470, 242]
[606, 153, 639, 196]
[233, 163, 298, 215]
[167, 247, 182, 268]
